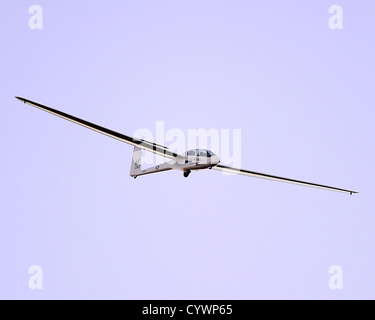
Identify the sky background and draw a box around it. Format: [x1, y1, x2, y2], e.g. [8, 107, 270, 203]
[1, 1, 374, 300]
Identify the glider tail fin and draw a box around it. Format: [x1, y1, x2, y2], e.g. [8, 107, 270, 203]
[130, 147, 142, 178]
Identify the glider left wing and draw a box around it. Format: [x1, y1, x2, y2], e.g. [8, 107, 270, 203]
[15, 97, 182, 161]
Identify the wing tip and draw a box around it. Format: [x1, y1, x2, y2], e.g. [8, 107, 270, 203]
[15, 96, 26, 103]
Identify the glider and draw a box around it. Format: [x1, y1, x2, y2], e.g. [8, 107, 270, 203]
[15, 97, 358, 195]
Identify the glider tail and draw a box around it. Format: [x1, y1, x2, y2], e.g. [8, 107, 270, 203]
[129, 146, 174, 178]
[130, 147, 143, 178]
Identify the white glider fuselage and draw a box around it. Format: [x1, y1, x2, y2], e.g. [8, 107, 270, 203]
[130, 148, 220, 178]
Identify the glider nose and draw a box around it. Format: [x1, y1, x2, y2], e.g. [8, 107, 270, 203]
[212, 155, 220, 166]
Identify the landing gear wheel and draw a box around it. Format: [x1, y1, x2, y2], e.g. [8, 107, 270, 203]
[183, 170, 191, 178]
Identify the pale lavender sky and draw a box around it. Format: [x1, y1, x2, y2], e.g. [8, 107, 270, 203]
[1, 1, 374, 299]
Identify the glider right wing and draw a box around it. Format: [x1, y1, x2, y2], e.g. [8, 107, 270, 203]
[213, 164, 358, 195]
